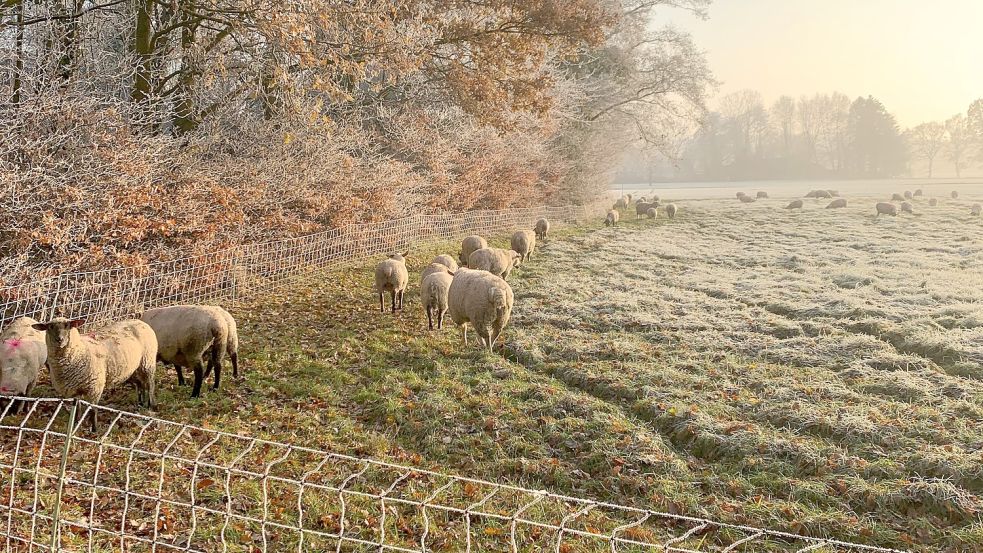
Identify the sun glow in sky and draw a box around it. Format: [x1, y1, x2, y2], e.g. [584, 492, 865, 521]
[658, 0, 983, 128]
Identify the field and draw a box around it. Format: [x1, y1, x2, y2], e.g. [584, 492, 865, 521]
[10, 192, 983, 551]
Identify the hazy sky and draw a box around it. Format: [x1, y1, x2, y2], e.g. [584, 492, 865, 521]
[658, 1, 983, 128]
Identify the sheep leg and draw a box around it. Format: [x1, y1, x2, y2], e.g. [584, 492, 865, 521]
[437, 309, 445, 330]
[390, 291, 396, 314]
[190, 359, 205, 398]
[175, 364, 186, 386]
[398, 289, 405, 310]
[212, 360, 221, 390]
[231, 351, 239, 379]
[427, 307, 434, 331]
[461, 324, 469, 346]
[379, 292, 385, 313]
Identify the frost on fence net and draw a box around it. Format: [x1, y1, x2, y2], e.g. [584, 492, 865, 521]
[0, 399, 904, 553]
[0, 205, 596, 329]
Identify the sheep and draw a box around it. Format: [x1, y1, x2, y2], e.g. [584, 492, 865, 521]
[785, 200, 804, 209]
[32, 317, 157, 430]
[212, 307, 240, 381]
[635, 201, 656, 218]
[665, 203, 678, 218]
[876, 202, 899, 217]
[447, 268, 514, 353]
[826, 198, 847, 209]
[739, 194, 756, 203]
[140, 305, 231, 398]
[375, 252, 409, 313]
[460, 235, 488, 266]
[431, 254, 459, 272]
[929, 198, 938, 207]
[892, 193, 905, 202]
[605, 210, 620, 227]
[468, 247, 522, 280]
[814, 190, 832, 199]
[614, 197, 628, 210]
[736, 192, 747, 199]
[904, 191, 913, 200]
[650, 195, 660, 202]
[901, 201, 913, 214]
[952, 191, 959, 199]
[0, 317, 47, 414]
[510, 230, 537, 262]
[972, 204, 982, 216]
[626, 193, 633, 203]
[914, 189, 923, 197]
[534, 218, 550, 241]
[421, 262, 453, 283]
[804, 190, 819, 198]
[421, 269, 454, 330]
[756, 191, 769, 199]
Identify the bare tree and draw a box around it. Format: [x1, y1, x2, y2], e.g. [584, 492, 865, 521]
[907, 122, 948, 177]
[771, 95, 795, 158]
[945, 114, 971, 178]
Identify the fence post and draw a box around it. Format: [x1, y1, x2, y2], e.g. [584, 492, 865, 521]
[49, 399, 78, 552]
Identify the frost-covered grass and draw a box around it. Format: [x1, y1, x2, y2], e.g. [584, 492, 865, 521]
[18, 194, 983, 551]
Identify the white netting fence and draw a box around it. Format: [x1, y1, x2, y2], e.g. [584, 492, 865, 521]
[0, 397, 906, 553]
[0, 205, 596, 328]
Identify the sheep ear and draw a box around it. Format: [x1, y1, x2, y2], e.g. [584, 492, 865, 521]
[446, 270, 455, 276]
[31, 323, 48, 331]
[401, 251, 409, 258]
[69, 318, 86, 328]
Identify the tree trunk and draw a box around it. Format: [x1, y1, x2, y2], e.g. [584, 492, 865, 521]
[172, 2, 198, 134]
[12, 0, 24, 104]
[131, 0, 154, 105]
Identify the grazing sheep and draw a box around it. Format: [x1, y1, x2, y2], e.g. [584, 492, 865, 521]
[650, 195, 660, 202]
[32, 317, 157, 430]
[605, 210, 620, 227]
[374, 253, 409, 314]
[447, 268, 514, 353]
[626, 193, 633, 203]
[814, 190, 832, 199]
[431, 254, 458, 272]
[421, 270, 454, 330]
[785, 200, 804, 209]
[876, 202, 899, 217]
[459, 235, 488, 266]
[534, 218, 550, 241]
[952, 191, 959, 199]
[614, 197, 628, 210]
[0, 317, 47, 414]
[739, 194, 756, 203]
[901, 202, 913, 214]
[212, 307, 240, 380]
[929, 198, 938, 207]
[904, 191, 913, 200]
[646, 207, 658, 219]
[892, 193, 905, 202]
[141, 305, 231, 398]
[914, 189, 923, 197]
[510, 229, 537, 262]
[972, 204, 982, 216]
[804, 190, 819, 198]
[736, 192, 747, 199]
[756, 191, 769, 198]
[665, 203, 677, 218]
[826, 198, 847, 209]
[635, 201, 656, 218]
[468, 247, 522, 280]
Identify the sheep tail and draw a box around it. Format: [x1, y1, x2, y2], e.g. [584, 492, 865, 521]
[487, 288, 507, 315]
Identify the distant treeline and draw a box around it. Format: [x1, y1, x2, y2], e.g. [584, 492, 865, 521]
[618, 91, 983, 182]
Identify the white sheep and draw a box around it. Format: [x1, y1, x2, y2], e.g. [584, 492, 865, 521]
[431, 254, 459, 272]
[0, 317, 47, 414]
[375, 252, 409, 313]
[421, 269, 454, 330]
[901, 201, 913, 214]
[826, 198, 847, 209]
[891, 193, 905, 202]
[459, 235, 488, 266]
[972, 204, 982, 216]
[929, 198, 938, 207]
[33, 317, 157, 430]
[739, 194, 756, 203]
[605, 210, 620, 227]
[141, 305, 234, 397]
[447, 268, 514, 352]
[510, 230, 537, 262]
[635, 202, 656, 218]
[756, 191, 769, 198]
[534, 218, 550, 241]
[904, 191, 913, 200]
[613, 197, 628, 210]
[876, 202, 899, 217]
[914, 189, 923, 197]
[952, 191, 959, 199]
[650, 195, 660, 202]
[645, 207, 658, 219]
[786, 200, 804, 209]
[468, 247, 522, 280]
[665, 203, 678, 218]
